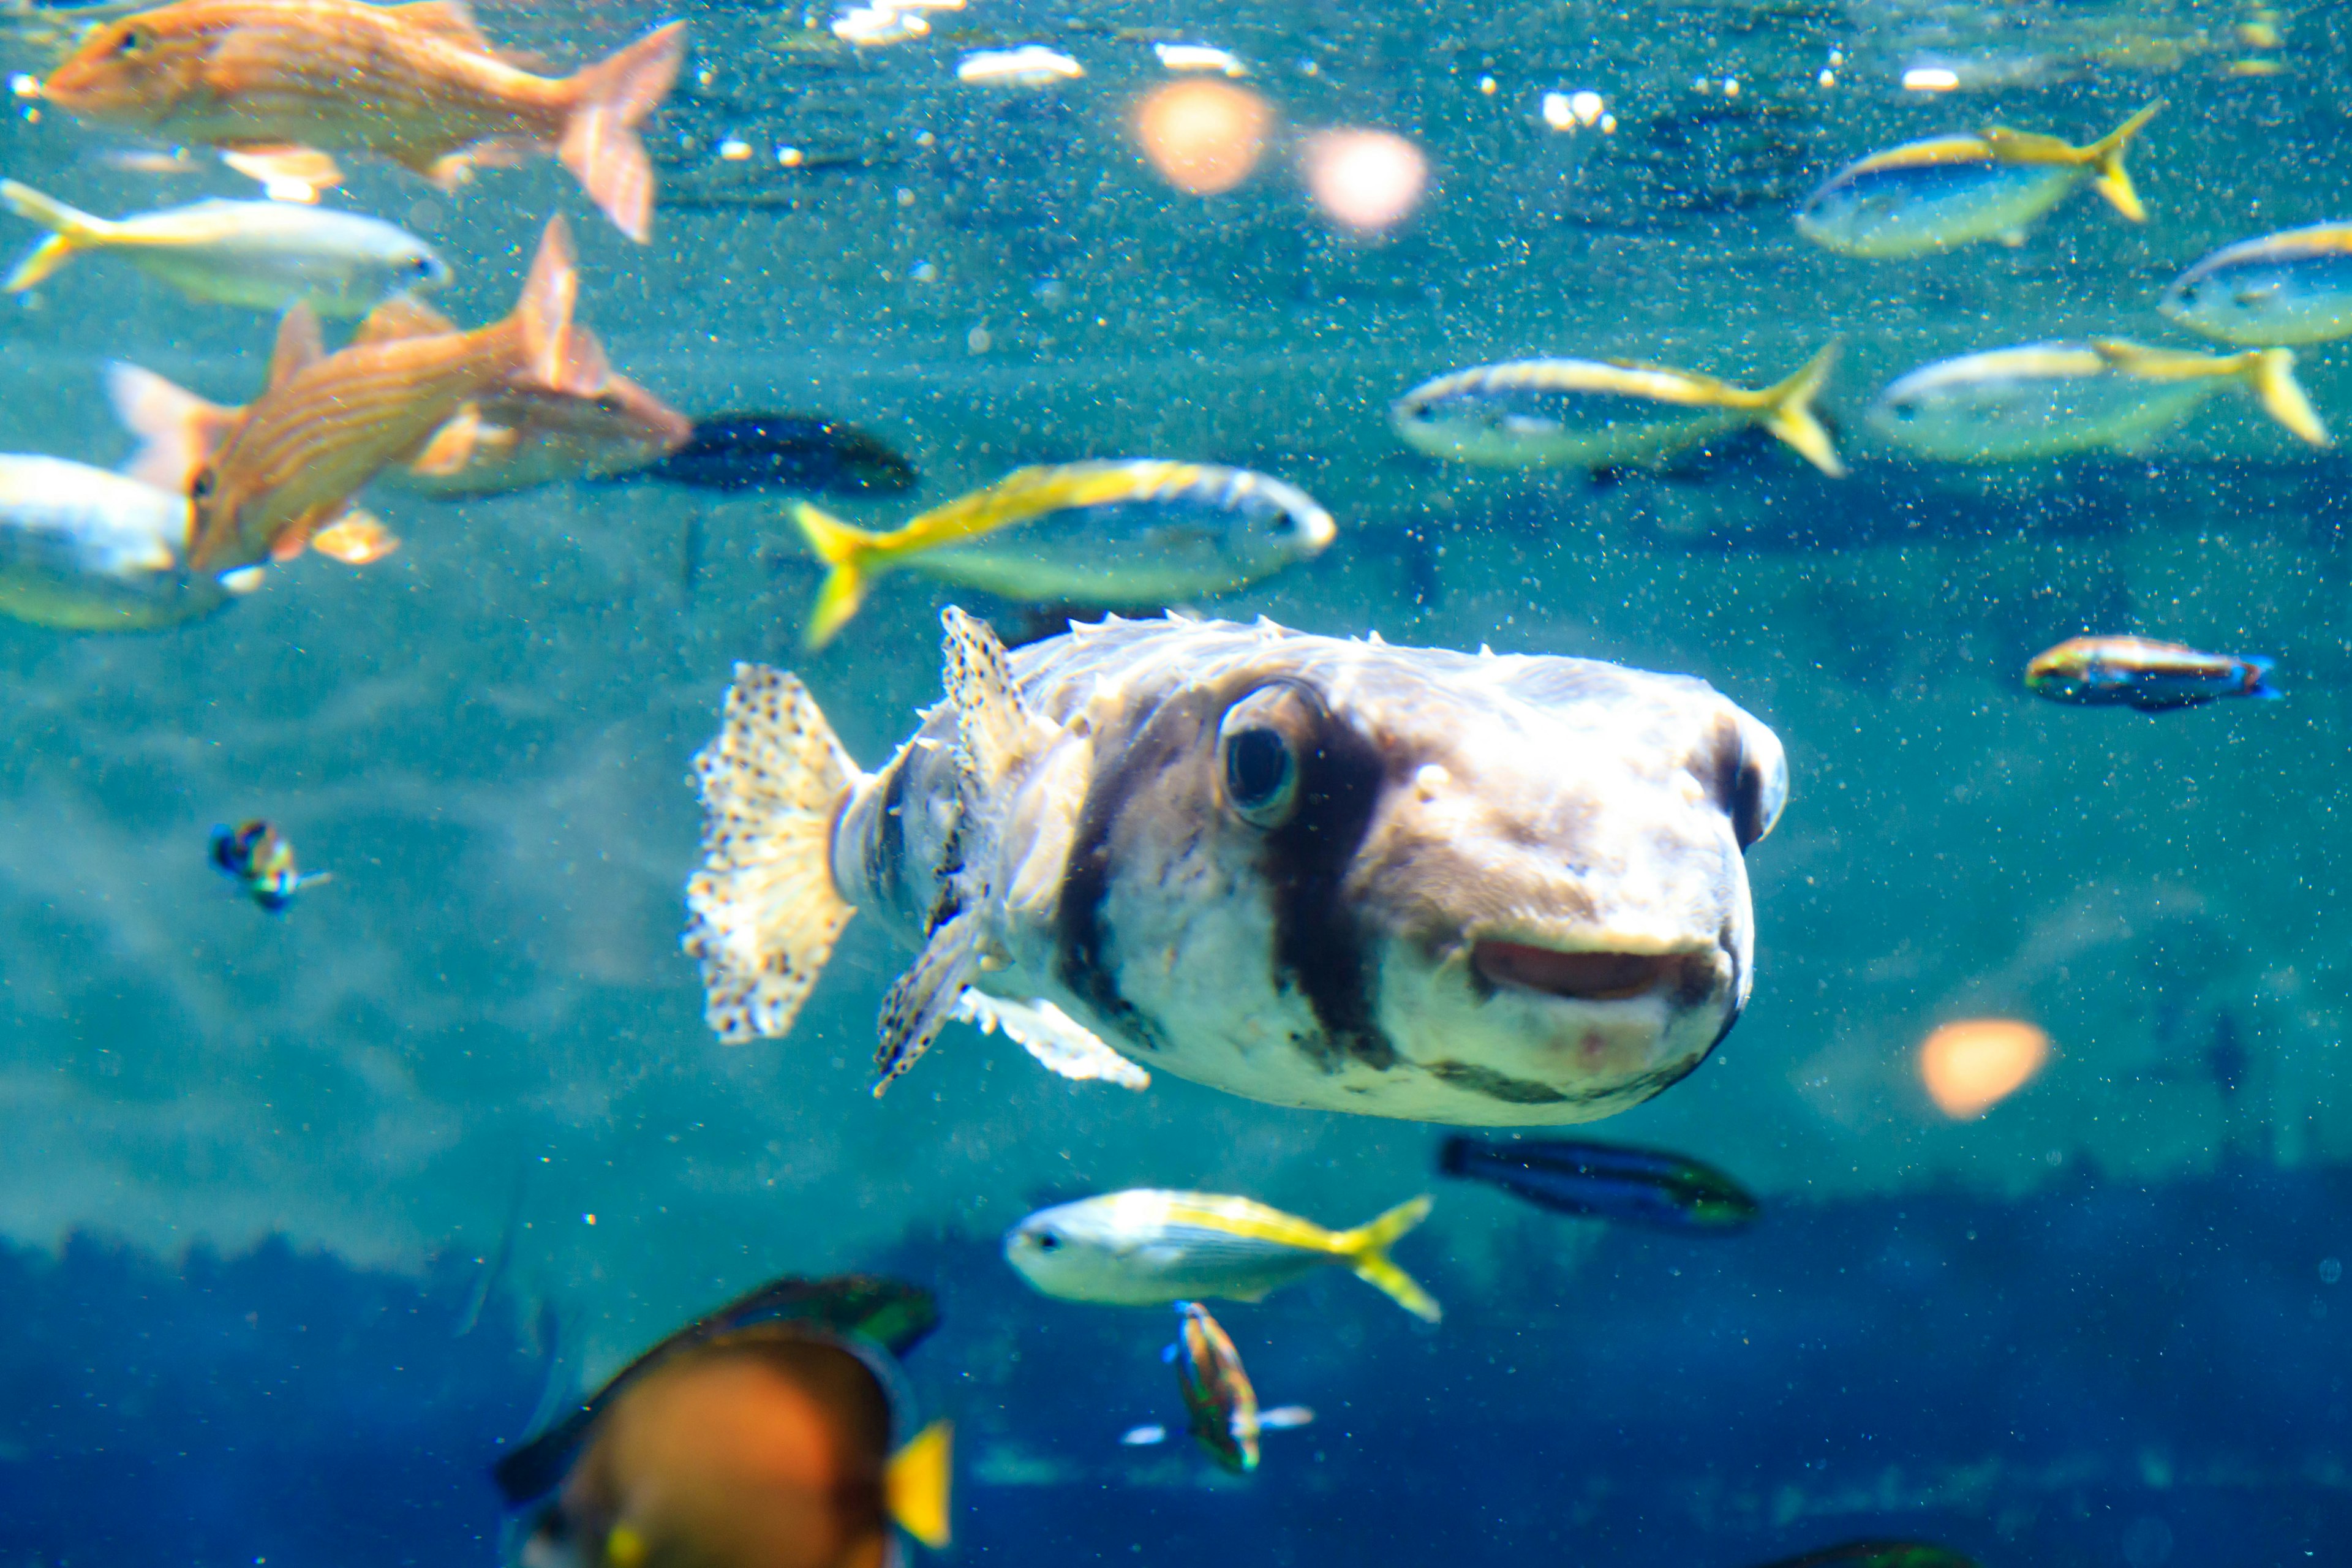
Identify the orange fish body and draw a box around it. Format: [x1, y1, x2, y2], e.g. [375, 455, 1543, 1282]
[43, 0, 683, 240]
[186, 214, 606, 571]
[545, 1333, 899, 1568]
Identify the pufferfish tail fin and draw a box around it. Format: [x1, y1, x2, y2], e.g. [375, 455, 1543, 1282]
[1332, 1195, 1442, 1323]
[1755, 340, 1845, 478]
[2083, 100, 2162, 224]
[684, 662, 865, 1042]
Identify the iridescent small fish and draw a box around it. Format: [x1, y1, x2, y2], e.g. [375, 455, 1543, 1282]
[496, 1273, 952, 1568]
[1391, 344, 1843, 475]
[209, 818, 326, 910]
[2025, 636, 2281, 712]
[1749, 1544, 1980, 1568]
[1003, 1189, 1439, 1321]
[1438, 1135, 1759, 1232]
[0, 180, 448, 313]
[178, 214, 610, 571]
[1167, 1302, 1260, 1473]
[2160, 222, 2352, 347]
[1797, 102, 2159, 257]
[0, 453, 255, 630]
[791, 461, 1336, 648]
[1867, 339, 2329, 461]
[41, 0, 685, 242]
[644, 413, 918, 496]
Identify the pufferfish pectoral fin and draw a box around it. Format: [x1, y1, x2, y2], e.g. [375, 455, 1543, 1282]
[940, 606, 1059, 794]
[873, 910, 988, 1095]
[956, 990, 1150, 1090]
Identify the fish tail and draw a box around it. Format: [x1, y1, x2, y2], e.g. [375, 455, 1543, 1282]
[684, 662, 865, 1042]
[2243, 655, 2285, 701]
[1757, 340, 1845, 477]
[2243, 347, 2331, 448]
[884, 1419, 953, 1550]
[2085, 100, 2162, 223]
[1, 180, 111, 290]
[557, 20, 687, 243]
[104, 360, 238, 494]
[794, 501, 890, 650]
[1335, 1195, 1442, 1322]
[507, 216, 608, 399]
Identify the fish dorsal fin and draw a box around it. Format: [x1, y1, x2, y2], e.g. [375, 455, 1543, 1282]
[873, 910, 986, 1094]
[355, 293, 459, 345]
[957, 990, 1149, 1089]
[390, 0, 493, 51]
[940, 606, 1057, 791]
[267, 303, 325, 391]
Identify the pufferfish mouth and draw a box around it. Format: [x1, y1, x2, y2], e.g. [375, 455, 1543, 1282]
[1471, 940, 1708, 1004]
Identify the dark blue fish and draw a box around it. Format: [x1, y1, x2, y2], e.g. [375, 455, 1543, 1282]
[1438, 1136, 1759, 1232]
[1749, 1544, 1980, 1568]
[646, 413, 918, 495]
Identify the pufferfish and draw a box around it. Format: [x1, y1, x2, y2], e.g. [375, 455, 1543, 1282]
[683, 609, 1788, 1126]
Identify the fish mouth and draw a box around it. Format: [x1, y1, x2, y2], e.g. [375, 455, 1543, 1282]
[1471, 940, 1706, 1003]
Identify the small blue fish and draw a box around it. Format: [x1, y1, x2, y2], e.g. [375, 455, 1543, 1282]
[2025, 636, 2282, 712]
[208, 820, 327, 911]
[1438, 1136, 1760, 1231]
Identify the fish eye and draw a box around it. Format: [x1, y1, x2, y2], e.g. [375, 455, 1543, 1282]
[113, 24, 146, 54]
[1218, 682, 1319, 829]
[189, 469, 215, 500]
[1891, 402, 1918, 422]
[1033, 1229, 1061, 1252]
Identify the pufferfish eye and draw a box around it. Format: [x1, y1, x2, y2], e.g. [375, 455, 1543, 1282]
[1217, 682, 1318, 829]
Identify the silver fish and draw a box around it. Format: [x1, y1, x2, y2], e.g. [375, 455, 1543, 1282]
[683, 608, 1788, 1126]
[2, 182, 449, 314]
[0, 454, 255, 630]
[2159, 222, 2352, 347]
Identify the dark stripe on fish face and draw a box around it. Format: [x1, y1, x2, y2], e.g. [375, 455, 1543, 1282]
[1252, 688, 1398, 1072]
[1054, 697, 1213, 1054]
[1425, 1060, 1572, 1104]
[862, 751, 913, 911]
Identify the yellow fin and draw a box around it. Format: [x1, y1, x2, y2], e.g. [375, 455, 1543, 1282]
[354, 293, 458, 345]
[2244, 347, 2331, 448]
[1, 181, 110, 289]
[1333, 1195, 1441, 1323]
[2084, 100, 2162, 222]
[388, 0, 493, 51]
[886, 1420, 952, 1550]
[407, 405, 482, 477]
[219, 145, 342, 201]
[268, 303, 325, 391]
[794, 501, 889, 650]
[309, 509, 401, 564]
[684, 663, 863, 1042]
[1755, 341, 1845, 477]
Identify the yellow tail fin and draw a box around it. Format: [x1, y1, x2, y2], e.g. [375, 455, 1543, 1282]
[886, 1419, 953, 1550]
[2085, 100, 2162, 223]
[794, 502, 891, 650]
[1335, 1195, 1441, 1322]
[1757, 341, 1845, 478]
[2243, 347, 2331, 448]
[1, 180, 110, 291]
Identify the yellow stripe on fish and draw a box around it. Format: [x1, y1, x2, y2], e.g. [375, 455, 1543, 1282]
[1798, 102, 2160, 258]
[2162, 222, 2352, 347]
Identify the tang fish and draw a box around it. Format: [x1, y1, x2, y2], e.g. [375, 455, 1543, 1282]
[178, 214, 610, 571]
[40, 0, 685, 242]
[1438, 1135, 1758, 1231]
[791, 461, 1337, 648]
[1390, 344, 1843, 475]
[1796, 102, 2159, 257]
[1, 180, 447, 313]
[683, 608, 1788, 1124]
[110, 348, 688, 503]
[1866, 339, 2329, 461]
[0, 453, 254, 630]
[2160, 222, 2352, 347]
[1168, 1302, 1259, 1473]
[643, 413, 918, 496]
[1004, 1189, 1439, 1320]
[209, 818, 325, 910]
[496, 1274, 951, 1568]
[2024, 636, 2280, 712]
[1749, 1544, 1980, 1568]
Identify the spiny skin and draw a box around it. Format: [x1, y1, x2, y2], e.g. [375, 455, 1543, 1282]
[827, 613, 1787, 1126]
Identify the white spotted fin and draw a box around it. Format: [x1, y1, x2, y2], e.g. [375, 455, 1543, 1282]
[940, 606, 1058, 792]
[683, 663, 864, 1043]
[957, 990, 1149, 1090]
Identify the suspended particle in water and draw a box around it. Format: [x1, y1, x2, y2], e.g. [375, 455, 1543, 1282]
[1918, 1017, 2051, 1119]
[1133, 79, 1274, 195]
[1301, 127, 1427, 233]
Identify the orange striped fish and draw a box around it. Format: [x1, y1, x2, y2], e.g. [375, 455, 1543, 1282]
[180, 214, 609, 572]
[42, 0, 684, 242]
